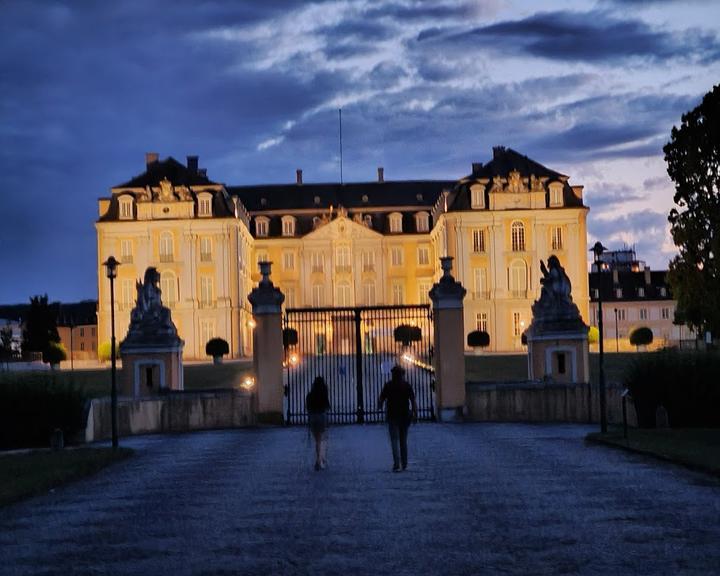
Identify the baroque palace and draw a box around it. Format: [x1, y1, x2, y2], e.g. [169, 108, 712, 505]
[96, 147, 589, 359]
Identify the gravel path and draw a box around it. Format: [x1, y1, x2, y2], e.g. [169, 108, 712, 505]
[1, 424, 719, 575]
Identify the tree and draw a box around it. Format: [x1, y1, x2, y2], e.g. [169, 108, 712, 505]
[467, 330, 490, 349]
[0, 325, 14, 361]
[588, 326, 600, 345]
[98, 340, 119, 362]
[664, 84, 720, 337]
[44, 342, 67, 367]
[21, 295, 60, 361]
[205, 337, 229, 364]
[629, 327, 654, 350]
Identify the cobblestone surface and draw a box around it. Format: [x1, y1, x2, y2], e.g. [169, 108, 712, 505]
[1, 424, 719, 575]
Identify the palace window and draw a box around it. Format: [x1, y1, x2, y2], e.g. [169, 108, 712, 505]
[283, 251, 295, 271]
[255, 217, 269, 237]
[415, 211, 430, 233]
[417, 245, 430, 266]
[615, 288, 623, 298]
[392, 283, 405, 305]
[120, 239, 133, 264]
[119, 195, 134, 220]
[256, 250, 269, 265]
[389, 212, 403, 233]
[640, 308, 648, 320]
[508, 260, 528, 298]
[549, 184, 563, 207]
[617, 308, 626, 321]
[336, 282, 352, 306]
[198, 193, 212, 217]
[661, 307, 670, 320]
[159, 232, 174, 262]
[476, 312, 488, 333]
[659, 287, 667, 297]
[470, 185, 485, 209]
[472, 229, 486, 253]
[281, 216, 296, 237]
[551, 226, 563, 250]
[637, 287, 645, 297]
[311, 252, 324, 273]
[120, 279, 134, 311]
[473, 267, 488, 299]
[160, 271, 177, 307]
[512, 312, 523, 337]
[511, 221, 525, 252]
[417, 281, 432, 305]
[391, 247, 404, 267]
[285, 286, 297, 308]
[361, 251, 375, 272]
[200, 237, 212, 262]
[336, 246, 351, 271]
[200, 319, 215, 347]
[200, 276, 214, 307]
[312, 284, 324, 307]
[363, 282, 376, 306]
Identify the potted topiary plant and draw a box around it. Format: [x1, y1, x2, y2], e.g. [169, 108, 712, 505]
[629, 326, 653, 351]
[466, 330, 490, 353]
[206, 337, 230, 364]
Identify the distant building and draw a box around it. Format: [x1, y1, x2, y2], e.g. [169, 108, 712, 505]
[0, 318, 22, 357]
[96, 147, 589, 357]
[589, 248, 695, 350]
[56, 301, 98, 362]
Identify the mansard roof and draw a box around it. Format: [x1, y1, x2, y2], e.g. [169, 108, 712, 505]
[589, 270, 672, 303]
[227, 180, 453, 212]
[114, 157, 218, 189]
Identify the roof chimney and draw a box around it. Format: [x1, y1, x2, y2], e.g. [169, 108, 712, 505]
[187, 155, 199, 173]
[492, 146, 505, 159]
[377, 167, 384, 182]
[145, 152, 159, 167]
[296, 169, 303, 185]
[472, 162, 482, 176]
[198, 168, 207, 177]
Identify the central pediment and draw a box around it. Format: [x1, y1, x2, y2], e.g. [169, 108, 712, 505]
[303, 214, 382, 241]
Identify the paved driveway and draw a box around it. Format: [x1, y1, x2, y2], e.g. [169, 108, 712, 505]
[1, 424, 719, 575]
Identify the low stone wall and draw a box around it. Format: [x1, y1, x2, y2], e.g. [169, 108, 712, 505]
[85, 390, 255, 442]
[466, 381, 637, 426]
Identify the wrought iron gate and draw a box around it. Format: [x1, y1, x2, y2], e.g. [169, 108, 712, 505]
[283, 305, 434, 425]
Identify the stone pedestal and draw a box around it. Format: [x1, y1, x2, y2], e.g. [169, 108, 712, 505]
[248, 261, 285, 424]
[119, 267, 184, 397]
[429, 257, 467, 421]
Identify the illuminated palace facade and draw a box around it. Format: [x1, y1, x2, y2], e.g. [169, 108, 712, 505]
[96, 147, 589, 359]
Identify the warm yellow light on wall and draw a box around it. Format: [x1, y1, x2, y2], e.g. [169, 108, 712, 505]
[247, 318, 257, 329]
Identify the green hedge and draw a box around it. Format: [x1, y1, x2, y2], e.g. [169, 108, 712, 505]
[624, 350, 720, 428]
[0, 374, 88, 450]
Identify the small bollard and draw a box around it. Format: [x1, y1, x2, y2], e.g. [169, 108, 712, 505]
[50, 428, 64, 451]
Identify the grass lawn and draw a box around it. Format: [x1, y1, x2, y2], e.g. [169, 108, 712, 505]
[0, 360, 254, 399]
[587, 426, 720, 476]
[0, 447, 133, 507]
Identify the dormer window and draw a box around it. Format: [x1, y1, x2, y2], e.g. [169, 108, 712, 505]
[470, 185, 485, 209]
[364, 214, 373, 228]
[118, 195, 134, 220]
[415, 211, 430, 233]
[198, 193, 212, 217]
[255, 216, 269, 237]
[281, 215, 296, 237]
[549, 183, 563, 207]
[389, 212, 403, 233]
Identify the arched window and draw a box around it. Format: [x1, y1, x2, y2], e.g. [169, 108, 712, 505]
[281, 215, 296, 237]
[255, 216, 269, 237]
[511, 221, 525, 252]
[415, 211, 430, 233]
[160, 271, 177, 307]
[508, 260, 528, 298]
[159, 232, 174, 262]
[388, 212, 403, 233]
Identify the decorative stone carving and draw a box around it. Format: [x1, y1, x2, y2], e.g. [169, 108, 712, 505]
[530, 174, 545, 193]
[158, 177, 175, 202]
[530, 256, 583, 329]
[506, 170, 525, 194]
[490, 177, 504, 193]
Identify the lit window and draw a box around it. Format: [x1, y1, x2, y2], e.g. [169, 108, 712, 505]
[474, 268, 488, 298]
[119, 195, 134, 220]
[336, 246, 351, 270]
[476, 312, 488, 333]
[200, 276, 214, 307]
[311, 252, 324, 273]
[391, 247, 404, 267]
[389, 212, 403, 233]
[509, 260, 528, 297]
[417, 281, 432, 305]
[198, 194, 212, 217]
[336, 282, 352, 306]
[638, 287, 645, 297]
[511, 221, 525, 251]
[615, 288, 623, 298]
[549, 184, 563, 207]
[470, 185, 485, 209]
[415, 211, 430, 233]
[472, 229, 486, 253]
[392, 283, 404, 305]
[120, 239, 133, 263]
[363, 282, 376, 305]
[361, 251, 375, 272]
[512, 312, 522, 337]
[312, 284, 324, 307]
[200, 237, 212, 262]
[417, 246, 430, 266]
[283, 251, 295, 271]
[159, 232, 174, 262]
[551, 226, 563, 250]
[281, 216, 296, 237]
[255, 217, 269, 237]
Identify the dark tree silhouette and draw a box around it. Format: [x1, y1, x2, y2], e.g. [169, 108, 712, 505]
[21, 295, 60, 362]
[629, 327, 654, 350]
[665, 84, 720, 337]
[206, 337, 229, 361]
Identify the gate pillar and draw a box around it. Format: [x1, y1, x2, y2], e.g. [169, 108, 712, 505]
[248, 261, 285, 424]
[430, 257, 467, 422]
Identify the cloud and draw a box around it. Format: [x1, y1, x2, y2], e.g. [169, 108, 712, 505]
[416, 10, 720, 63]
[588, 210, 672, 266]
[585, 183, 647, 214]
[257, 136, 285, 151]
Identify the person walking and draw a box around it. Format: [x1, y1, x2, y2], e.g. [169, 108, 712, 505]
[378, 364, 417, 472]
[306, 376, 331, 471]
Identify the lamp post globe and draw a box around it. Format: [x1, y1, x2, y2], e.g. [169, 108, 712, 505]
[102, 256, 120, 449]
[590, 242, 608, 434]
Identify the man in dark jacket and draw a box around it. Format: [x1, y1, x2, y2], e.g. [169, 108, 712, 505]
[378, 364, 417, 472]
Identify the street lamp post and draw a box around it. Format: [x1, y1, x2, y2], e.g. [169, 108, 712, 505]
[69, 318, 75, 372]
[103, 256, 120, 449]
[614, 308, 619, 353]
[591, 242, 608, 434]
